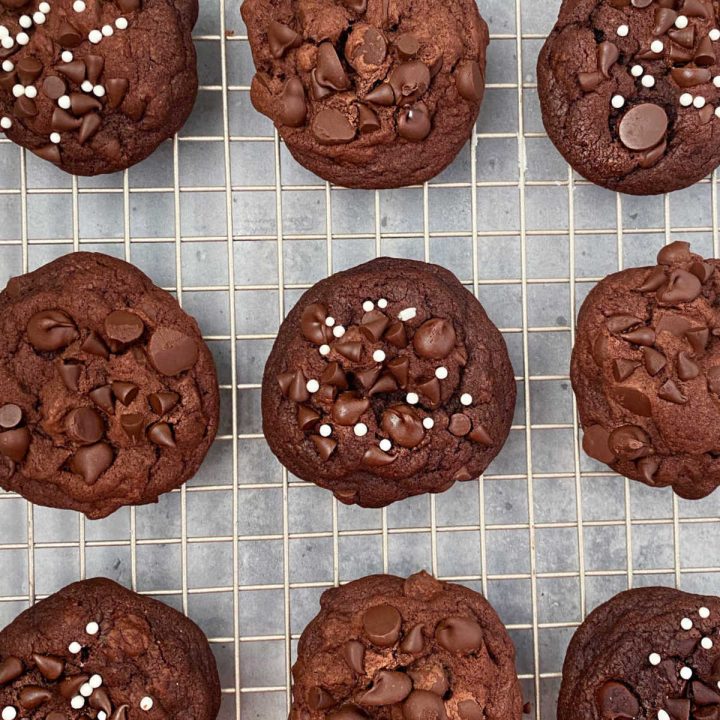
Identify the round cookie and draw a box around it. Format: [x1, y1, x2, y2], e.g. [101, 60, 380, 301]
[0, 252, 219, 518]
[240, 0, 488, 189]
[289, 571, 523, 720]
[560, 587, 720, 720]
[262, 258, 516, 508]
[572, 241, 720, 500]
[0, 578, 221, 720]
[538, 0, 720, 195]
[0, 0, 198, 176]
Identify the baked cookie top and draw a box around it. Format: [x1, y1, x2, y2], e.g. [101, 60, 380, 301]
[241, 0, 488, 189]
[261, 258, 516, 508]
[538, 0, 720, 195]
[289, 571, 523, 720]
[0, 0, 198, 175]
[0, 578, 221, 720]
[0, 252, 219, 518]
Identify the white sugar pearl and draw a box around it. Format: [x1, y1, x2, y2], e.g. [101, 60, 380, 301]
[81, 80, 93, 92]
[379, 439, 392, 452]
[24, 86, 37, 99]
[680, 93, 693, 107]
[88, 29, 102, 43]
[373, 350, 386, 363]
[80, 684, 93, 698]
[39, 2, 51, 13]
[68, 641, 82, 653]
[716, 107, 720, 119]
[1, 60, 12, 72]
[405, 392, 418, 405]
[19, 15, 32, 28]
[71, 697, 85, 710]
[93, 85, 105, 97]
[642, 75, 655, 88]
[711, 29, 720, 41]
[362, 300, 374, 312]
[702, 637, 714, 650]
[319, 424, 332, 438]
[680, 667, 693, 680]
[714, 76, 720, 88]
[681, 617, 693, 630]
[353, 423, 368, 437]
[0, 26, 8, 38]
[306, 379, 320, 394]
[98, 714, 107, 720]
[398, 307, 417, 322]
[1, 37, 14, 50]
[12, 84, 24, 98]
[333, 325, 345, 338]
[2, 708, 17, 720]
[700, 607, 711, 619]
[50, 132, 61, 144]
[423, 417, 434, 430]
[631, 65, 644, 77]
[86, 621, 99, 635]
[649, 653, 662, 666]
[101, 24, 113, 36]
[650, 40, 664, 53]
[460, 393, 473, 406]
[89, 675, 103, 689]
[61, 51, 74, 63]
[319, 344, 330, 356]
[611, 95, 625, 109]
[33, 12, 46, 24]
[140, 698, 154, 712]
[16, 33, 29, 45]
[73, 0, 86, 10]
[435, 367, 448, 380]
[658, 712, 671, 720]
[377, 299, 388, 309]
[0, 117, 12, 130]
[325, 316, 335, 327]
[58, 95, 71, 110]
[675, 15, 688, 29]
[115, 17, 129, 30]
[694, 96, 707, 108]
[617, 24, 629, 37]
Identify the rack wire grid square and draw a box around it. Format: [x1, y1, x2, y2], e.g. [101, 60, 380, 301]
[2, 0, 720, 718]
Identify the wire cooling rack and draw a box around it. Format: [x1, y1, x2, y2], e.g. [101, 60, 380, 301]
[3, 0, 720, 718]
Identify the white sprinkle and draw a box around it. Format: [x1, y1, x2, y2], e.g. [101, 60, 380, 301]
[362, 300, 374, 312]
[61, 51, 74, 63]
[93, 85, 105, 97]
[631, 64, 644, 77]
[0, 26, 8, 39]
[115, 17, 129, 30]
[1, 36, 13, 49]
[86, 621, 99, 635]
[680, 93, 693, 107]
[423, 417, 434, 430]
[649, 653, 662, 666]
[81, 80, 93, 92]
[88, 29, 102, 44]
[680, 666, 693, 680]
[373, 350, 386, 363]
[694, 96, 707, 108]
[377, 298, 388, 309]
[2, 708, 17, 720]
[89, 675, 103, 689]
[700, 607, 711, 619]
[714, 76, 720, 88]
[406, 392, 419, 405]
[460, 393, 473, 406]
[675, 15, 688, 29]
[319, 344, 330, 356]
[379, 439, 392, 452]
[658, 711, 671, 720]
[68, 641, 82, 653]
[19, 15, 32, 28]
[319, 424, 332, 438]
[24, 86, 37, 99]
[681, 617, 693, 630]
[39, 2, 51, 13]
[650, 40, 664, 54]
[353, 423, 368, 437]
[12, 84, 25, 98]
[16, 32, 29, 45]
[306, 379, 320, 394]
[611, 94, 625, 109]
[1, 60, 13, 72]
[716, 107, 720, 119]
[98, 714, 107, 720]
[58, 95, 71, 110]
[398, 307, 417, 322]
[333, 325, 345, 338]
[140, 697, 154, 712]
[617, 24, 629, 37]
[641, 75, 655, 88]
[435, 367, 449, 380]
[80, 684, 93, 698]
[73, 0, 86, 10]
[71, 697, 85, 710]
[33, 12, 46, 24]
[324, 316, 335, 327]
[101, 24, 113, 36]
[702, 637, 714, 650]
[711, 29, 720, 42]
[0, 117, 12, 130]
[50, 132, 61, 144]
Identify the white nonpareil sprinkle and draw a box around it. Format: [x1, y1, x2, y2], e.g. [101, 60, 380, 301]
[681, 617, 693, 630]
[115, 17, 129, 30]
[716, 107, 720, 119]
[650, 40, 664, 53]
[33, 12, 46, 24]
[649, 653, 661, 666]
[39, 2, 51, 13]
[1, 60, 12, 72]
[353, 423, 368, 437]
[362, 300, 374, 312]
[694, 96, 707, 109]
[306, 379, 320, 394]
[80, 684, 93, 698]
[93, 85, 106, 97]
[50, 132, 61, 144]
[460, 393, 473, 406]
[631, 64, 644, 77]
[641, 75, 655, 88]
[89, 675, 103, 689]
[373, 350, 386, 363]
[435, 367, 449, 380]
[81, 80, 93, 92]
[12, 84, 24, 98]
[0, 117, 12, 130]
[398, 307, 417, 322]
[73, 0, 86, 11]
[711, 28, 720, 41]
[423, 417, 434, 430]
[406, 392, 419, 405]
[680, 667, 693, 680]
[675, 15, 688, 29]
[715, 76, 720, 88]
[617, 24, 629, 37]
[16, 33, 30, 45]
[0, 26, 8, 38]
[658, 711, 671, 720]
[611, 95, 625, 109]
[19, 15, 32, 28]
[332, 325, 345, 338]
[98, 713, 107, 720]
[700, 607, 711, 619]
[1, 37, 14, 50]
[680, 93, 693, 107]
[2, 707, 17, 720]
[70, 696, 85, 710]
[319, 424, 332, 438]
[62, 51, 73, 63]
[140, 697, 154, 712]
[325, 316, 335, 327]
[377, 298, 388, 309]
[68, 641, 82, 653]
[101, 24, 113, 36]
[58, 95, 71, 110]
[319, 344, 330, 357]
[379, 439, 392, 452]
[702, 637, 714, 650]
[86, 621, 99, 635]
[24, 86, 37, 99]
[88, 29, 102, 43]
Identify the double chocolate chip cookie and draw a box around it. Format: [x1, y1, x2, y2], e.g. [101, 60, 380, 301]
[0, 0, 198, 175]
[289, 571, 523, 720]
[572, 241, 720, 499]
[262, 258, 516, 508]
[560, 587, 720, 720]
[0, 578, 221, 720]
[539, 0, 720, 195]
[0, 252, 219, 518]
[241, 0, 489, 189]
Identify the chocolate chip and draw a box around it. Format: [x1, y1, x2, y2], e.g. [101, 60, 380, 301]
[403, 691, 447, 720]
[362, 604, 402, 647]
[669, 26, 696, 49]
[609, 425, 652, 460]
[327, 706, 367, 720]
[398, 102, 431, 141]
[687, 327, 709, 354]
[27, 310, 78, 351]
[0, 427, 31, 462]
[613, 359, 639, 381]
[582, 424, 615, 463]
[300, 303, 328, 344]
[33, 145, 61, 165]
[78, 113, 102, 145]
[612, 386, 652, 416]
[104, 78, 129, 110]
[695, 35, 716, 66]
[149, 392, 180, 415]
[359, 670, 412, 706]
[316, 42, 350, 91]
[707, 366, 720, 394]
[656, 315, 693, 337]
[341, 0, 367, 11]
[658, 241, 692, 266]
[671, 66, 712, 87]
[596, 681, 640, 720]
[469, 423, 492, 445]
[56, 60, 86, 85]
[618, 104, 668, 152]
[16, 57, 42, 85]
[693, 682, 720, 705]
[0, 404, 22, 429]
[105, 310, 144, 344]
[268, 20, 301, 59]
[456, 60, 483, 102]
[333, 393, 370, 425]
[677, 351, 700, 380]
[287, 369, 310, 403]
[449, 413, 472, 437]
[116, 0, 140, 10]
[0, 656, 23, 685]
[642, 348, 666, 376]
[355, 367, 381, 389]
[362, 446, 397, 466]
[297, 405, 320, 431]
[387, 356, 409, 387]
[312, 108, 356, 145]
[359, 104, 381, 134]
[65, 407, 104, 445]
[366, 83, 395, 105]
[457, 700, 484, 720]
[606, 315, 642, 333]
[389, 61, 431, 104]
[52, 108, 82, 132]
[638, 456, 660, 484]
[148, 327, 199, 376]
[120, 413, 145, 440]
[620, 327, 655, 346]
[81, 331, 109, 358]
[70, 93, 102, 116]
[311, 435, 337, 460]
[57, 21, 83, 47]
[658, 379, 687, 404]
[147, 422, 176, 448]
[638, 267, 667, 292]
[657, 269, 702, 305]
[280, 77, 307, 127]
[352, 27, 387, 66]
[70, 443, 113, 484]
[578, 70, 603, 92]
[435, 617, 483, 653]
[32, 654, 63, 681]
[19, 687, 52, 710]
[654, 7, 678, 34]
[381, 405, 424, 447]
[396, 33, 420, 60]
[369, 374, 398, 396]
[399, 623, 424, 653]
[85, 54, 104, 85]
[413, 318, 456, 359]
[109, 706, 130, 720]
[321, 362, 349, 389]
[360, 310, 390, 341]
[59, 675, 89, 699]
[89, 385, 114, 415]
[342, 640, 365, 674]
[307, 687, 335, 710]
[689, 261, 714, 284]
[89, 688, 111, 715]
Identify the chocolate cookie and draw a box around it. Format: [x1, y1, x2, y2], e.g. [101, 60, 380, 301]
[0, 252, 219, 518]
[0, 578, 221, 720]
[538, 0, 720, 195]
[289, 571, 523, 720]
[240, 0, 488, 189]
[261, 258, 516, 508]
[0, 0, 198, 176]
[560, 587, 720, 720]
[571, 241, 720, 499]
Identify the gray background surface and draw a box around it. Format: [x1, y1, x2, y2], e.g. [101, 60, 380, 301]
[1, 0, 720, 718]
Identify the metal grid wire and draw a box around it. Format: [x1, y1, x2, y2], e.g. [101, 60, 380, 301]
[2, 0, 720, 718]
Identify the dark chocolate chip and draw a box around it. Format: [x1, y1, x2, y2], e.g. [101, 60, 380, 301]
[618, 104, 668, 152]
[359, 670, 412, 706]
[0, 404, 22, 429]
[413, 318, 456, 359]
[342, 640, 365, 674]
[70, 443, 113, 484]
[147, 422, 176, 448]
[78, 113, 102, 145]
[398, 103, 431, 141]
[316, 42, 350, 91]
[268, 20, 301, 59]
[85, 54, 104, 85]
[56, 60, 86, 84]
[448, 413, 472, 437]
[658, 241, 691, 265]
[381, 405, 424, 447]
[105, 310, 144, 344]
[89, 687, 111, 715]
[27, 310, 78, 351]
[297, 405, 320, 431]
[612, 386, 652, 416]
[642, 348, 666, 376]
[435, 616, 483, 653]
[321, 362, 349, 389]
[399, 624, 424, 653]
[613, 358, 640, 381]
[389, 61, 431, 104]
[620, 327, 655, 346]
[362, 446, 397, 467]
[16, 57, 42, 85]
[362, 604, 402, 647]
[457, 700, 483, 720]
[64, 407, 104, 445]
[307, 687, 335, 711]
[0, 656, 23, 685]
[19, 686, 52, 710]
[609, 425, 652, 460]
[89, 385, 115, 414]
[396, 33, 420, 60]
[677, 351, 700, 380]
[359, 104, 381, 133]
[149, 392, 180, 415]
[387, 356, 409, 387]
[455, 60, 483, 101]
[658, 379, 687, 404]
[110, 381, 139, 406]
[657, 269, 702, 305]
[280, 77, 307, 127]
[120, 413, 145, 440]
[403, 691, 447, 720]
[33, 654, 63, 680]
[106, 78, 129, 109]
[312, 108, 356, 145]
[596, 681, 640, 720]
[311, 435, 337, 460]
[469, 423, 493, 445]
[582, 425, 615, 463]
[81, 331, 109, 358]
[365, 83, 395, 105]
[333, 393, 370, 425]
[148, 327, 199, 376]
[0, 427, 31, 462]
